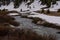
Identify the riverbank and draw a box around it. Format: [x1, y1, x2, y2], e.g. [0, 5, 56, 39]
[28, 12, 60, 29]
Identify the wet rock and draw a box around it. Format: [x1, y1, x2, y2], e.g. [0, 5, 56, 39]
[56, 32, 60, 34]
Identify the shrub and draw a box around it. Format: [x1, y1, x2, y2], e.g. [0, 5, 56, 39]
[41, 9, 44, 13]
[46, 9, 50, 14]
[57, 9, 60, 12]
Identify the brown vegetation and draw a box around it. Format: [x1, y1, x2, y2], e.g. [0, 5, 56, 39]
[0, 9, 20, 26]
[32, 17, 60, 29]
[57, 9, 60, 12]
[0, 29, 56, 40]
[0, 9, 20, 36]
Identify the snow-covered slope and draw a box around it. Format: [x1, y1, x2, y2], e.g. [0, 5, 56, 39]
[0, 0, 60, 12]
[0, 0, 46, 12]
[0, 2, 29, 11]
[49, 1, 60, 11]
[0, 2, 14, 11]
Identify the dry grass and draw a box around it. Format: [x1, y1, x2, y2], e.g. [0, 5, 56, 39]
[0, 29, 56, 40]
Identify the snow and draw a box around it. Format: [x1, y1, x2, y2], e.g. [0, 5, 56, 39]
[28, 12, 60, 26]
[0, 2, 14, 11]
[48, 1, 60, 11]
[0, 2, 29, 12]
[0, 0, 47, 12]
[8, 13, 19, 16]
[29, 0, 46, 11]
[0, 0, 60, 12]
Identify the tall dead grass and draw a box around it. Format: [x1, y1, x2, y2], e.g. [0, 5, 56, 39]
[0, 29, 56, 40]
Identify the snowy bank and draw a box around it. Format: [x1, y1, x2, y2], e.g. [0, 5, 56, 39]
[8, 13, 19, 16]
[28, 12, 60, 26]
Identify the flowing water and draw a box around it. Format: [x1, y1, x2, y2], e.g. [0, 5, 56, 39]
[7, 10, 60, 40]
[14, 16, 59, 33]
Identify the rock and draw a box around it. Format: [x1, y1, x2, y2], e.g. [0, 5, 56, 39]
[56, 32, 60, 34]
